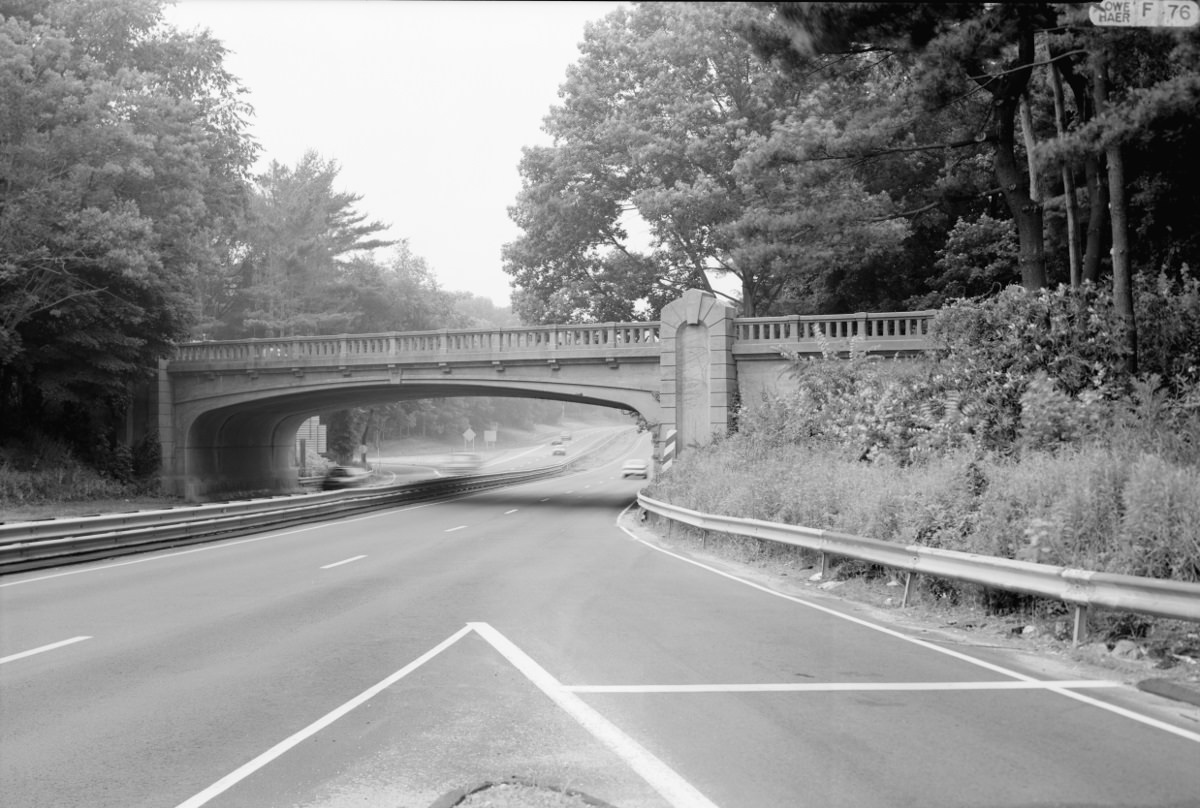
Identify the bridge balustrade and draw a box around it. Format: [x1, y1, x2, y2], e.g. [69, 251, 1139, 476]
[172, 322, 666, 366]
[171, 312, 934, 367]
[735, 311, 936, 350]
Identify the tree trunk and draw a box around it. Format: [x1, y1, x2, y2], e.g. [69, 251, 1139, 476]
[1057, 50, 1106, 284]
[1092, 49, 1137, 375]
[1019, 94, 1042, 204]
[995, 92, 1047, 290]
[990, 20, 1046, 291]
[1082, 154, 1107, 283]
[1049, 62, 1082, 286]
[741, 275, 757, 317]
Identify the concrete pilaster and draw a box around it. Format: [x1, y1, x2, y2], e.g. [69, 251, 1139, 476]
[658, 289, 737, 460]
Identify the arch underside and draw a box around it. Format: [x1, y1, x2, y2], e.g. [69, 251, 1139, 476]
[175, 380, 661, 500]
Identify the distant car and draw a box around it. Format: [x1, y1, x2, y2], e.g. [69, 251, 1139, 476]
[552, 446, 567, 456]
[560, 432, 572, 441]
[322, 465, 372, 490]
[551, 437, 563, 445]
[441, 452, 483, 474]
[621, 459, 649, 479]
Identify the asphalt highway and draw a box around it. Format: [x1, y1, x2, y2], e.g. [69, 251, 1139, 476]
[2, 433, 1198, 808]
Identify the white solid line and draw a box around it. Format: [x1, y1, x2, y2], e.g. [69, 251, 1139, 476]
[504, 509, 519, 515]
[0, 635, 92, 665]
[320, 555, 366, 570]
[469, 622, 721, 808]
[445, 525, 467, 533]
[172, 625, 474, 808]
[565, 680, 1124, 694]
[615, 504, 1200, 746]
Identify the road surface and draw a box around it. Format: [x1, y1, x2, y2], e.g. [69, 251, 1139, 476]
[2, 433, 1198, 808]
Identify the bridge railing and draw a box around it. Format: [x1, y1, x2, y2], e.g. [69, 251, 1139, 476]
[172, 323, 663, 366]
[733, 311, 936, 354]
[170, 311, 938, 366]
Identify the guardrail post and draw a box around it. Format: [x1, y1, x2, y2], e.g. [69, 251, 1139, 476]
[901, 572, 913, 607]
[1072, 605, 1089, 646]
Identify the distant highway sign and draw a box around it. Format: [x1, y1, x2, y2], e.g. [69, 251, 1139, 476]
[1089, 0, 1199, 26]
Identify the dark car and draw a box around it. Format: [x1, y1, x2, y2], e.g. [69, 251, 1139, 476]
[322, 465, 372, 490]
[621, 459, 649, 479]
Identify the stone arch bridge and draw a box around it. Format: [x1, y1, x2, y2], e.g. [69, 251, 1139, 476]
[158, 290, 934, 499]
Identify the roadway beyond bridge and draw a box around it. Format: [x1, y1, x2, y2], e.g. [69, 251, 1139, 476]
[157, 290, 934, 500]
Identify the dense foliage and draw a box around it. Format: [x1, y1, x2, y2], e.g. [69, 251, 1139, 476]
[654, 277, 1200, 585]
[506, 1, 1200, 335]
[0, 0, 256, 466]
[0, 0, 543, 479]
[504, 2, 912, 321]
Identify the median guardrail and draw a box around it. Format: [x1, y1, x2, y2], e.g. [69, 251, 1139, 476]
[637, 494, 1200, 643]
[0, 429, 636, 575]
[0, 466, 564, 574]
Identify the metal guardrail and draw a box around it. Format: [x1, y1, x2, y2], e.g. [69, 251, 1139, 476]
[638, 494, 1200, 643]
[0, 429, 633, 575]
[0, 466, 566, 574]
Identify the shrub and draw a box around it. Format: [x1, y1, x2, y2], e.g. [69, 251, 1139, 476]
[132, 433, 161, 479]
[1117, 455, 1200, 580]
[1135, 267, 1200, 394]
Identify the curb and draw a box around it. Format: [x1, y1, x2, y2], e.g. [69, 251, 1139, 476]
[1136, 677, 1200, 708]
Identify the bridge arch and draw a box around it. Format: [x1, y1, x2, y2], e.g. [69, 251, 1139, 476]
[168, 376, 663, 499]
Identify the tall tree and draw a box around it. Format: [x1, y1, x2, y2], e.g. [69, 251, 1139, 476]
[0, 0, 255, 449]
[764, 2, 1053, 291]
[1037, 11, 1200, 374]
[225, 151, 393, 338]
[504, 2, 909, 320]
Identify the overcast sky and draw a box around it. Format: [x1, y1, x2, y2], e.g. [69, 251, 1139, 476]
[163, 0, 628, 307]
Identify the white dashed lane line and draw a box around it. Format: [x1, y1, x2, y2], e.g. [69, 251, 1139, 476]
[445, 525, 467, 533]
[320, 555, 366, 570]
[1, 636, 92, 666]
[504, 509, 519, 515]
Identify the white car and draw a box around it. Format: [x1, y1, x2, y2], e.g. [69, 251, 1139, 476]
[621, 459, 649, 479]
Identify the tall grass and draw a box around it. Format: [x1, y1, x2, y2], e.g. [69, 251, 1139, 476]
[0, 435, 154, 509]
[650, 431, 1200, 583]
[0, 460, 135, 506]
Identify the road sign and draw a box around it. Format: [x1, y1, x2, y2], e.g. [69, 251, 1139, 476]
[1089, 0, 1199, 27]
